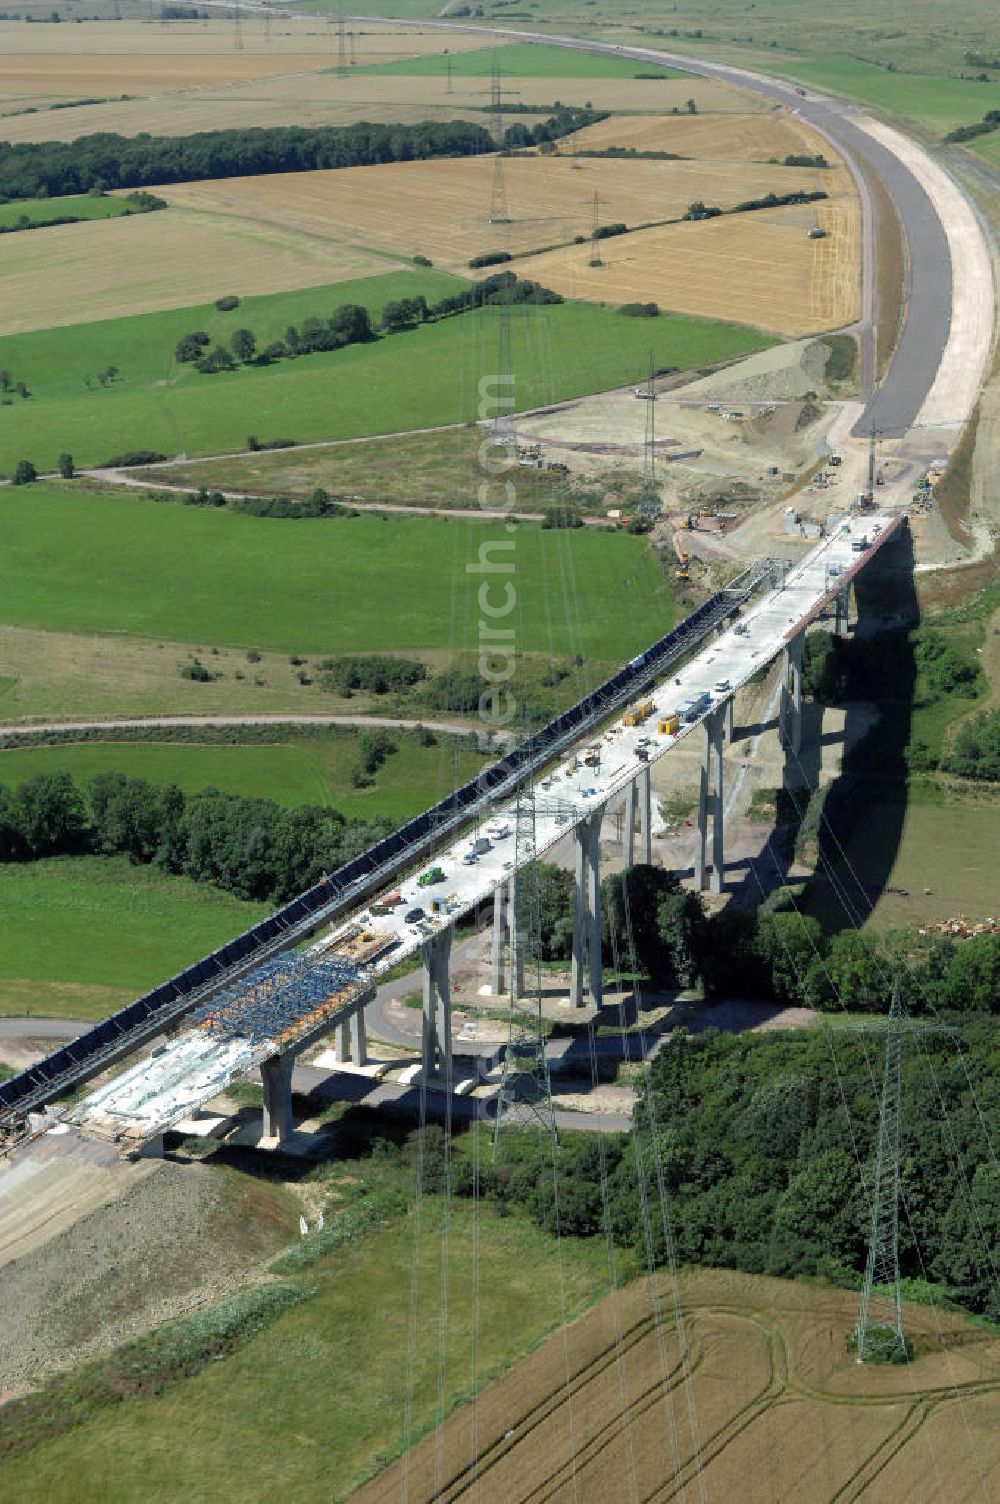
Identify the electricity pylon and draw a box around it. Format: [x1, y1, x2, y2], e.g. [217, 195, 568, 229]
[588, 190, 603, 267]
[639, 351, 661, 520]
[854, 979, 908, 1363]
[492, 780, 557, 1156]
[489, 57, 510, 224]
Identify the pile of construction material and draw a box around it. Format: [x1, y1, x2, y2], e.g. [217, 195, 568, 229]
[917, 914, 999, 940]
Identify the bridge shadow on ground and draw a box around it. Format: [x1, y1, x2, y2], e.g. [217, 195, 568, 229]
[725, 523, 918, 933]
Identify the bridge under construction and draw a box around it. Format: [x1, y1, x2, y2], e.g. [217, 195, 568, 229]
[0, 512, 905, 1155]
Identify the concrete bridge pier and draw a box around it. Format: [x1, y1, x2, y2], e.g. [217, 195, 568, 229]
[623, 764, 652, 868]
[779, 632, 804, 756]
[491, 882, 507, 995]
[421, 925, 454, 1078]
[261, 1052, 295, 1144]
[570, 808, 604, 1008]
[491, 875, 525, 997]
[834, 586, 850, 637]
[330, 1007, 368, 1067]
[695, 707, 726, 895]
[349, 1007, 368, 1066]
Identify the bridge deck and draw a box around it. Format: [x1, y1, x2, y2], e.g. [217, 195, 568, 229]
[59, 515, 900, 1145]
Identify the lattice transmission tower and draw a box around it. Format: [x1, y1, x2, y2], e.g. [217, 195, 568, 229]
[638, 351, 661, 520]
[853, 979, 908, 1363]
[489, 56, 510, 224]
[337, 14, 348, 78]
[588, 190, 603, 266]
[232, 0, 244, 52]
[492, 780, 557, 1156]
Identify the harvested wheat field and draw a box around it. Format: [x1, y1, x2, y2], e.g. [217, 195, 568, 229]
[157, 154, 836, 274]
[0, 70, 760, 144]
[0, 19, 494, 111]
[0, 210, 396, 334]
[354, 1267, 1000, 1503]
[567, 108, 846, 164]
[515, 196, 860, 337]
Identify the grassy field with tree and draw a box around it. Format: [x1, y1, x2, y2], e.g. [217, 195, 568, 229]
[0, 192, 149, 230]
[0, 489, 674, 661]
[0, 729, 486, 825]
[0, 856, 267, 1019]
[0, 271, 772, 470]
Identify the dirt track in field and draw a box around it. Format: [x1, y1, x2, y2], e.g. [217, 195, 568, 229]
[353, 1267, 1000, 1503]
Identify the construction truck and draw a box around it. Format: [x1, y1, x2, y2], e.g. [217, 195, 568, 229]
[418, 866, 446, 887]
[658, 713, 680, 736]
[583, 744, 601, 767]
[623, 699, 655, 727]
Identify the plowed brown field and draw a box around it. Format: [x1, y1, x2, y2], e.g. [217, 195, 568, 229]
[353, 1268, 1000, 1503]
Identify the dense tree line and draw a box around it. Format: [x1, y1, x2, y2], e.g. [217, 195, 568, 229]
[528, 860, 1000, 1015]
[453, 1020, 999, 1320]
[0, 121, 497, 199]
[0, 771, 389, 902]
[175, 274, 561, 377]
[946, 109, 1000, 143]
[498, 103, 607, 150]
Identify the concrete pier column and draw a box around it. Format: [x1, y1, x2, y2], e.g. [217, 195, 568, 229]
[710, 709, 725, 896]
[570, 809, 604, 1009]
[779, 632, 804, 755]
[421, 925, 454, 1078]
[491, 883, 507, 995]
[570, 823, 587, 1009]
[349, 1007, 368, 1067]
[624, 776, 637, 867]
[835, 587, 849, 637]
[261, 1052, 294, 1143]
[508, 873, 525, 999]
[696, 708, 726, 893]
[638, 764, 652, 865]
[334, 1019, 351, 1064]
[695, 727, 710, 891]
[724, 695, 734, 745]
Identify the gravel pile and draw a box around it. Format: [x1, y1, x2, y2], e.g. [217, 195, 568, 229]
[678, 338, 834, 404]
[0, 1160, 288, 1391]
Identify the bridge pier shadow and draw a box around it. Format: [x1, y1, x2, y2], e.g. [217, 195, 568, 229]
[724, 524, 918, 929]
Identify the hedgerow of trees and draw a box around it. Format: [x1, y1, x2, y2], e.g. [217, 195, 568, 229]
[0, 122, 499, 199]
[174, 274, 562, 376]
[0, 771, 390, 903]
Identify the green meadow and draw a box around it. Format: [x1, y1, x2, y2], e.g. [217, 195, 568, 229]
[0, 857, 267, 1019]
[0, 269, 773, 471]
[0, 732, 487, 825]
[0, 488, 674, 660]
[352, 42, 680, 78]
[0, 194, 139, 230]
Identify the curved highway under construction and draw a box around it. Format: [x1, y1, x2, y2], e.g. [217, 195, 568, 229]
[0, 21, 991, 1155]
[2, 515, 905, 1151]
